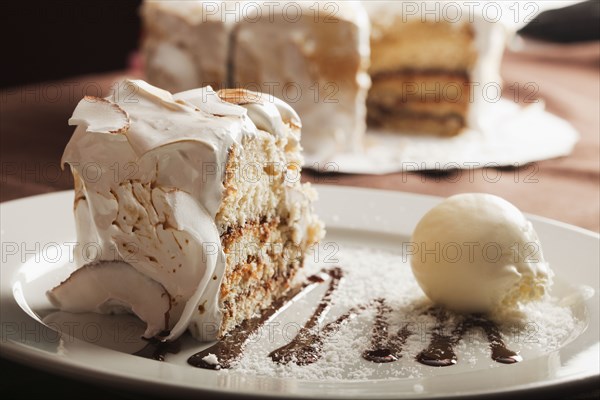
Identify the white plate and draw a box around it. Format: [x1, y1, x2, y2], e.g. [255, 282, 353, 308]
[1, 186, 598, 399]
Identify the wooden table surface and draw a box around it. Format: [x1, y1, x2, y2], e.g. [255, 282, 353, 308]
[1, 42, 599, 399]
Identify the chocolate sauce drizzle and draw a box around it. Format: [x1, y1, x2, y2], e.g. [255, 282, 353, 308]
[362, 298, 412, 363]
[416, 309, 522, 367]
[268, 267, 350, 365]
[463, 314, 523, 364]
[137, 266, 522, 370]
[416, 308, 461, 366]
[134, 335, 181, 361]
[269, 303, 367, 365]
[187, 270, 333, 370]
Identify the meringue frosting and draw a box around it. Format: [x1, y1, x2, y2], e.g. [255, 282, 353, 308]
[55, 79, 304, 341]
[141, 0, 234, 91]
[232, 1, 371, 164]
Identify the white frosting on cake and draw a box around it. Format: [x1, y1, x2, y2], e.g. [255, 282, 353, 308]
[54, 79, 302, 341]
[47, 260, 171, 338]
[141, 0, 234, 91]
[469, 13, 507, 132]
[233, 1, 371, 164]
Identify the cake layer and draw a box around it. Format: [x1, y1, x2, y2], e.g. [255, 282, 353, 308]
[215, 217, 305, 338]
[368, 107, 465, 137]
[368, 70, 471, 117]
[364, 1, 506, 135]
[212, 100, 323, 337]
[370, 69, 471, 91]
[368, 18, 477, 75]
[214, 91, 323, 247]
[216, 131, 297, 233]
[368, 68, 471, 136]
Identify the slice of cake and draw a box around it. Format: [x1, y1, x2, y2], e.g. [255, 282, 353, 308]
[47, 79, 324, 341]
[141, 0, 371, 163]
[364, 1, 505, 136]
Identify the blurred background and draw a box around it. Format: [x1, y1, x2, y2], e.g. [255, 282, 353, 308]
[3, 0, 598, 223]
[0, 0, 598, 224]
[2, 1, 142, 88]
[1, 1, 598, 87]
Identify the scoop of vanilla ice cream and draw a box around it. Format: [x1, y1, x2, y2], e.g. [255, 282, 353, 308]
[410, 193, 552, 314]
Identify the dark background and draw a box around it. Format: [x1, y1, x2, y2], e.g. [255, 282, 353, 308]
[2, 0, 142, 88]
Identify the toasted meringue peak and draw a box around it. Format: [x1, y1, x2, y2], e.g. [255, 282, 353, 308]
[174, 87, 247, 117]
[217, 88, 264, 106]
[127, 78, 174, 101]
[270, 97, 302, 130]
[47, 261, 171, 338]
[68, 96, 130, 135]
[218, 88, 302, 136]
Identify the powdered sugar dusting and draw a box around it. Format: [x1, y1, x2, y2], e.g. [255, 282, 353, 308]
[202, 353, 220, 367]
[231, 245, 583, 380]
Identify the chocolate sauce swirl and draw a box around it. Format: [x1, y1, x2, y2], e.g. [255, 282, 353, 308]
[137, 266, 522, 370]
[134, 336, 181, 361]
[416, 309, 521, 367]
[269, 303, 367, 366]
[362, 298, 412, 363]
[464, 314, 523, 364]
[416, 308, 460, 367]
[187, 270, 332, 370]
[268, 267, 353, 366]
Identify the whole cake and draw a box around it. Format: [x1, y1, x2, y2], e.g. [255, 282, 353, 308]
[141, 0, 507, 159]
[364, 1, 505, 136]
[141, 0, 371, 163]
[47, 79, 324, 341]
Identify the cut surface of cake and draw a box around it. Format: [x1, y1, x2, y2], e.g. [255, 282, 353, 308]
[141, 0, 371, 163]
[48, 79, 324, 341]
[364, 1, 505, 136]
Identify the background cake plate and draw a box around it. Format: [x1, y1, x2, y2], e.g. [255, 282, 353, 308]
[1, 186, 598, 399]
[304, 100, 579, 174]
